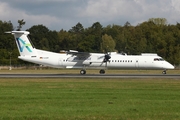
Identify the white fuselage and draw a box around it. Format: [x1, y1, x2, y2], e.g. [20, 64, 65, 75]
[18, 49, 174, 70]
[8, 30, 174, 75]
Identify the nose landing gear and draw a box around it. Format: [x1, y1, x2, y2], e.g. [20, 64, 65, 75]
[162, 70, 166, 74]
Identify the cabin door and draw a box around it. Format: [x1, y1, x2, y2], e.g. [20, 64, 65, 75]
[58, 58, 63, 66]
[135, 59, 139, 68]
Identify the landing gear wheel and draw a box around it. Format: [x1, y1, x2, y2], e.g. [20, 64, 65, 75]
[162, 70, 166, 74]
[99, 69, 105, 74]
[80, 69, 86, 75]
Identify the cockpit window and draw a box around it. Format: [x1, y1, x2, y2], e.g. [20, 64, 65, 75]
[154, 58, 159, 61]
[154, 58, 164, 61]
[159, 58, 164, 61]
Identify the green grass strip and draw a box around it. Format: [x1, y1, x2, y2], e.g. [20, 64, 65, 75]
[0, 78, 180, 120]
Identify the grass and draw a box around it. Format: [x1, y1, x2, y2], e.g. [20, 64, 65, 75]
[0, 78, 180, 120]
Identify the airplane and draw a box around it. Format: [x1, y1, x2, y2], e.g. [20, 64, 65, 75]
[6, 31, 174, 74]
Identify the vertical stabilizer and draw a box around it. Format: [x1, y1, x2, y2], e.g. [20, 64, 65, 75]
[10, 31, 37, 56]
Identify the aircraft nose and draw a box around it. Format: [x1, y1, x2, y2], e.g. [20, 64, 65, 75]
[166, 62, 174, 69]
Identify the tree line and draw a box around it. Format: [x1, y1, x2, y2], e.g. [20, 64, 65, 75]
[0, 18, 179, 67]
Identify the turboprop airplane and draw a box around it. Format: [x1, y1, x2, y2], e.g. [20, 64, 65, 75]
[7, 31, 174, 74]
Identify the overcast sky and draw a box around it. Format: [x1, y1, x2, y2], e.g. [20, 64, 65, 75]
[1, 0, 180, 31]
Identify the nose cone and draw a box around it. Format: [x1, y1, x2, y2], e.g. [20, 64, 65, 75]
[165, 62, 174, 69]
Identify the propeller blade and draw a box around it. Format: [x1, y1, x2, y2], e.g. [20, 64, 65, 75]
[103, 54, 111, 62]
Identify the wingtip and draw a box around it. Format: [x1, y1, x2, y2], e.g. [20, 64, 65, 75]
[5, 31, 12, 34]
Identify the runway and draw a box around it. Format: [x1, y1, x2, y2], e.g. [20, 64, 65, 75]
[0, 74, 179, 79]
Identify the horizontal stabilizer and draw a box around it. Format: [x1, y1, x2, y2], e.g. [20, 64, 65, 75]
[5, 31, 30, 35]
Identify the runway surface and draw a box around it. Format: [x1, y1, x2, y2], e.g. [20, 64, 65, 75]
[0, 74, 179, 78]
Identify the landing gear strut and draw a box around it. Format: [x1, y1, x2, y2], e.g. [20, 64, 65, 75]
[99, 69, 105, 74]
[162, 70, 166, 74]
[80, 69, 86, 75]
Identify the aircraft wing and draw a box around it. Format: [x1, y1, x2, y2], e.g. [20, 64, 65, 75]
[67, 50, 91, 56]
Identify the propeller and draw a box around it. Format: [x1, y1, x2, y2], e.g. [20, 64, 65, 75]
[100, 53, 111, 68]
[103, 54, 111, 62]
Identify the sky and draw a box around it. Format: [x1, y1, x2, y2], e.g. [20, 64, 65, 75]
[0, 0, 180, 31]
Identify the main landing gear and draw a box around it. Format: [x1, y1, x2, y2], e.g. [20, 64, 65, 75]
[80, 69, 106, 75]
[99, 69, 105, 74]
